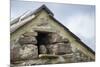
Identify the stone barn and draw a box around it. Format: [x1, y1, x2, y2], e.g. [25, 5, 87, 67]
[10, 5, 95, 66]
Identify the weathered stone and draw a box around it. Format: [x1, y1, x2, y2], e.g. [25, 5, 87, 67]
[23, 32, 38, 37]
[18, 36, 37, 45]
[61, 38, 69, 43]
[19, 44, 38, 60]
[11, 44, 38, 63]
[52, 43, 72, 55]
[10, 46, 21, 62]
[62, 53, 74, 63]
[39, 54, 58, 59]
[46, 45, 54, 54]
[72, 49, 93, 62]
[46, 42, 72, 55]
[39, 45, 47, 54]
[48, 33, 62, 43]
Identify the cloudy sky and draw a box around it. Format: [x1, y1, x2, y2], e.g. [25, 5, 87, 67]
[11, 0, 95, 51]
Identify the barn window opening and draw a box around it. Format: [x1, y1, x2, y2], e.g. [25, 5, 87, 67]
[36, 31, 51, 54]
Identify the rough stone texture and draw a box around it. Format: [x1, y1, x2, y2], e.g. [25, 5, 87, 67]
[23, 31, 38, 37]
[61, 38, 69, 43]
[11, 31, 94, 66]
[46, 42, 72, 55]
[72, 49, 94, 62]
[46, 44, 54, 54]
[11, 49, 94, 66]
[62, 54, 74, 63]
[11, 54, 74, 66]
[19, 44, 38, 60]
[52, 43, 72, 55]
[10, 46, 21, 62]
[11, 44, 38, 64]
[39, 54, 59, 59]
[48, 33, 62, 43]
[39, 45, 47, 54]
[18, 36, 37, 45]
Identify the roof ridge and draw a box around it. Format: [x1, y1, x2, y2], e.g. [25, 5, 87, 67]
[33, 4, 54, 16]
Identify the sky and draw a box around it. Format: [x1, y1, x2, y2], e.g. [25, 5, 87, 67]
[11, 0, 95, 51]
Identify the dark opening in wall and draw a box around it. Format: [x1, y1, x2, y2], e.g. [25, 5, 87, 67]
[36, 31, 51, 54]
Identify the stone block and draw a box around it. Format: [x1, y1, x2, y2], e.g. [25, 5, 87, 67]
[46, 45, 54, 54]
[18, 36, 37, 45]
[52, 43, 72, 55]
[10, 46, 21, 62]
[19, 44, 38, 60]
[61, 38, 69, 43]
[48, 33, 62, 43]
[23, 32, 38, 37]
[39, 45, 47, 54]
[11, 44, 38, 63]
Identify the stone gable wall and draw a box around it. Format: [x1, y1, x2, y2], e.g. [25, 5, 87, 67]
[10, 10, 95, 66]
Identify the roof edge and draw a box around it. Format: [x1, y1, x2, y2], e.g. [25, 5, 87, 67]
[33, 4, 54, 16]
[49, 15, 95, 55]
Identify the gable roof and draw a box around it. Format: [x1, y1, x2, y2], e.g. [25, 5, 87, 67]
[10, 4, 95, 55]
